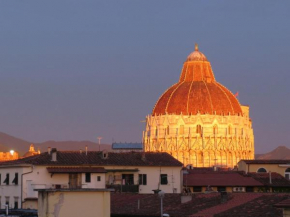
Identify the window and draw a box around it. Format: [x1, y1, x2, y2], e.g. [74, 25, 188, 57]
[5, 197, 9, 207]
[122, 174, 134, 185]
[193, 187, 202, 192]
[139, 174, 147, 185]
[257, 168, 267, 173]
[217, 186, 226, 192]
[166, 126, 170, 135]
[196, 125, 202, 135]
[85, 173, 91, 183]
[285, 168, 290, 180]
[12, 173, 18, 185]
[213, 125, 218, 135]
[3, 173, 9, 185]
[160, 174, 168, 185]
[246, 187, 254, 192]
[14, 197, 19, 209]
[228, 125, 232, 135]
[97, 176, 101, 182]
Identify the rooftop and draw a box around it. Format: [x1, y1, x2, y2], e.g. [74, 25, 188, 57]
[0, 150, 183, 167]
[111, 193, 289, 217]
[184, 171, 263, 187]
[240, 159, 290, 164]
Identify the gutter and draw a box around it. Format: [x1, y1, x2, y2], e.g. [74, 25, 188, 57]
[21, 166, 34, 209]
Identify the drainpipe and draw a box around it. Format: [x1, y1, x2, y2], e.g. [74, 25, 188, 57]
[21, 166, 34, 209]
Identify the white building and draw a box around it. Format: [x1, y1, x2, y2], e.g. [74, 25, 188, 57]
[0, 148, 183, 209]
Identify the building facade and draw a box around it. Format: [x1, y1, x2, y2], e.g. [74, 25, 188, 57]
[143, 45, 254, 168]
[238, 159, 290, 180]
[0, 149, 183, 209]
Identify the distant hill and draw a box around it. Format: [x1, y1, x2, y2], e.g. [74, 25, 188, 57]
[255, 146, 290, 160]
[0, 131, 111, 156]
[0, 132, 32, 155]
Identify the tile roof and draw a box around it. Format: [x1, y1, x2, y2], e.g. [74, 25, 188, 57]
[247, 172, 290, 187]
[274, 198, 290, 208]
[241, 159, 290, 164]
[111, 193, 289, 217]
[0, 151, 183, 167]
[184, 171, 263, 187]
[215, 194, 289, 217]
[46, 167, 106, 173]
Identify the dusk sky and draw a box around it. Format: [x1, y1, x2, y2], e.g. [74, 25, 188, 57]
[0, 1, 290, 153]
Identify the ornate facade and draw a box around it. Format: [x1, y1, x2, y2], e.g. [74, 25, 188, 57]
[143, 45, 254, 168]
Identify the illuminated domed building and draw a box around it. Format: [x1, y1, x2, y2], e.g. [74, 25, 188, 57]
[143, 44, 254, 168]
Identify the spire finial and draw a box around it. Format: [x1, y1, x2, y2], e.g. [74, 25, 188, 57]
[195, 43, 199, 51]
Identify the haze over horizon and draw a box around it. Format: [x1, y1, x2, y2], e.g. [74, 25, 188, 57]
[0, 1, 290, 154]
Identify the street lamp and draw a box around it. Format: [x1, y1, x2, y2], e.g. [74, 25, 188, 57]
[158, 190, 165, 217]
[10, 150, 14, 156]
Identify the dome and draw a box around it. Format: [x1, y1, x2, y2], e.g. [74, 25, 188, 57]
[186, 44, 208, 62]
[152, 44, 242, 116]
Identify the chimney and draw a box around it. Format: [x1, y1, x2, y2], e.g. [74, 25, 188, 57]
[79, 149, 83, 154]
[85, 146, 88, 155]
[269, 171, 272, 184]
[48, 147, 51, 155]
[51, 148, 57, 161]
[101, 150, 108, 159]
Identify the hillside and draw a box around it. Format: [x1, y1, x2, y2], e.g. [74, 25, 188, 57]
[0, 131, 111, 156]
[0, 132, 32, 154]
[256, 146, 290, 160]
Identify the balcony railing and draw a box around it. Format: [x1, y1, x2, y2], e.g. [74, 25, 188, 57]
[106, 184, 139, 193]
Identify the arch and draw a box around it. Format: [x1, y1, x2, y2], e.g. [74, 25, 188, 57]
[257, 168, 267, 173]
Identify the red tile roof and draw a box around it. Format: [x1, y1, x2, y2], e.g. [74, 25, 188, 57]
[241, 160, 290, 164]
[275, 198, 290, 208]
[215, 194, 289, 217]
[184, 171, 263, 187]
[46, 167, 106, 173]
[111, 193, 289, 217]
[247, 172, 290, 187]
[0, 151, 183, 167]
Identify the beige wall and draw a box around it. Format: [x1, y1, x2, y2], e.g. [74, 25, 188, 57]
[105, 165, 182, 194]
[38, 190, 110, 217]
[238, 161, 290, 178]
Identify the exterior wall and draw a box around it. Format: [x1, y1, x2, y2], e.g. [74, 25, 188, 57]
[144, 107, 254, 168]
[23, 166, 106, 198]
[283, 208, 290, 217]
[237, 161, 290, 178]
[82, 173, 106, 188]
[38, 190, 110, 217]
[0, 166, 27, 209]
[23, 199, 38, 209]
[105, 165, 182, 194]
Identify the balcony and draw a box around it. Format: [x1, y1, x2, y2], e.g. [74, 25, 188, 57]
[106, 184, 139, 193]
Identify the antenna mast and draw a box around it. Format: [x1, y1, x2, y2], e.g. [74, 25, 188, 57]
[97, 136, 103, 151]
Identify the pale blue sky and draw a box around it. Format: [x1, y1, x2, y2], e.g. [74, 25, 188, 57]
[0, 1, 290, 153]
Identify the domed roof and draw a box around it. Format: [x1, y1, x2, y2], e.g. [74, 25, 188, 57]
[152, 44, 242, 116]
